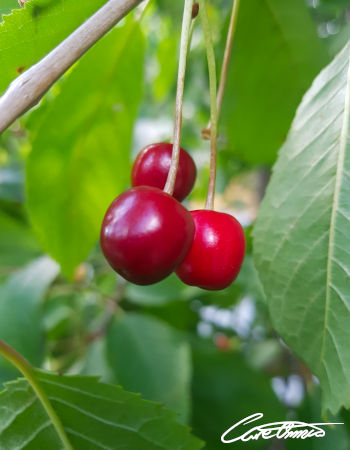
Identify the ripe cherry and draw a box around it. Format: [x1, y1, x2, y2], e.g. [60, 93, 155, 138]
[100, 186, 194, 285]
[176, 210, 245, 290]
[131, 143, 197, 202]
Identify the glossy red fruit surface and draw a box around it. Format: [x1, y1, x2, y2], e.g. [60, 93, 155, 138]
[176, 210, 245, 290]
[131, 142, 197, 202]
[100, 186, 194, 285]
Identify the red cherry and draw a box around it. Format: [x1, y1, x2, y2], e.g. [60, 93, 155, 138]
[100, 186, 194, 285]
[176, 210, 245, 290]
[131, 143, 197, 202]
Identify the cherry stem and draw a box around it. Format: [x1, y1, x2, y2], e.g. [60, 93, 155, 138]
[0, 340, 73, 449]
[199, 0, 218, 210]
[203, 0, 240, 135]
[164, 0, 194, 196]
[216, 0, 240, 122]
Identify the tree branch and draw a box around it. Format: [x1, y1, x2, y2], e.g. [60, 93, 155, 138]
[0, 0, 144, 134]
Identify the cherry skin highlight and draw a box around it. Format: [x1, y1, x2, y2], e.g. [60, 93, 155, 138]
[176, 210, 245, 290]
[131, 142, 197, 202]
[100, 186, 194, 285]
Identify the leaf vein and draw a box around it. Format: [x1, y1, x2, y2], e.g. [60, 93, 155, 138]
[49, 396, 136, 432]
[321, 54, 350, 368]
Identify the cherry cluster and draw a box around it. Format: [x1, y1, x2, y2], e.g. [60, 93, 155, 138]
[100, 143, 245, 290]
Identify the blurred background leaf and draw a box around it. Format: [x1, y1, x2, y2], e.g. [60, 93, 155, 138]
[125, 273, 200, 307]
[0, 209, 40, 268]
[191, 339, 285, 449]
[0, 0, 18, 17]
[0, 256, 59, 384]
[107, 312, 192, 423]
[0, 0, 107, 93]
[220, 0, 329, 165]
[26, 20, 144, 278]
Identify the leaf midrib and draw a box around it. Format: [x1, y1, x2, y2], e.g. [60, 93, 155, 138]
[321, 45, 350, 371]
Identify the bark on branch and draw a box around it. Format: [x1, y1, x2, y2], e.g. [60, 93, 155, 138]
[0, 0, 143, 134]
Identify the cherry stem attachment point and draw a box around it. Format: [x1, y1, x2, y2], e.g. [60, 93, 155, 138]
[0, 340, 73, 450]
[164, 0, 194, 196]
[199, 0, 218, 210]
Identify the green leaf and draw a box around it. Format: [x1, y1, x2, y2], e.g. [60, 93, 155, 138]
[0, 210, 40, 268]
[80, 338, 116, 384]
[221, 0, 329, 164]
[0, 0, 18, 21]
[144, 300, 198, 332]
[153, 32, 178, 101]
[253, 41, 350, 414]
[0, 166, 23, 202]
[0, 370, 203, 449]
[26, 21, 144, 278]
[0, 257, 59, 382]
[107, 313, 192, 423]
[44, 294, 75, 341]
[126, 273, 199, 306]
[191, 340, 285, 450]
[0, 0, 107, 93]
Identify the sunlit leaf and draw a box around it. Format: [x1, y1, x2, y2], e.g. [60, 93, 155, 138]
[26, 21, 144, 277]
[0, 0, 106, 93]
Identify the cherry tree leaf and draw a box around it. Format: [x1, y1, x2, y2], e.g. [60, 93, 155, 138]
[221, 0, 328, 164]
[0, 210, 40, 268]
[0, 0, 106, 93]
[253, 41, 350, 414]
[0, 370, 203, 449]
[0, 0, 18, 18]
[26, 21, 144, 277]
[107, 313, 192, 424]
[0, 257, 59, 383]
